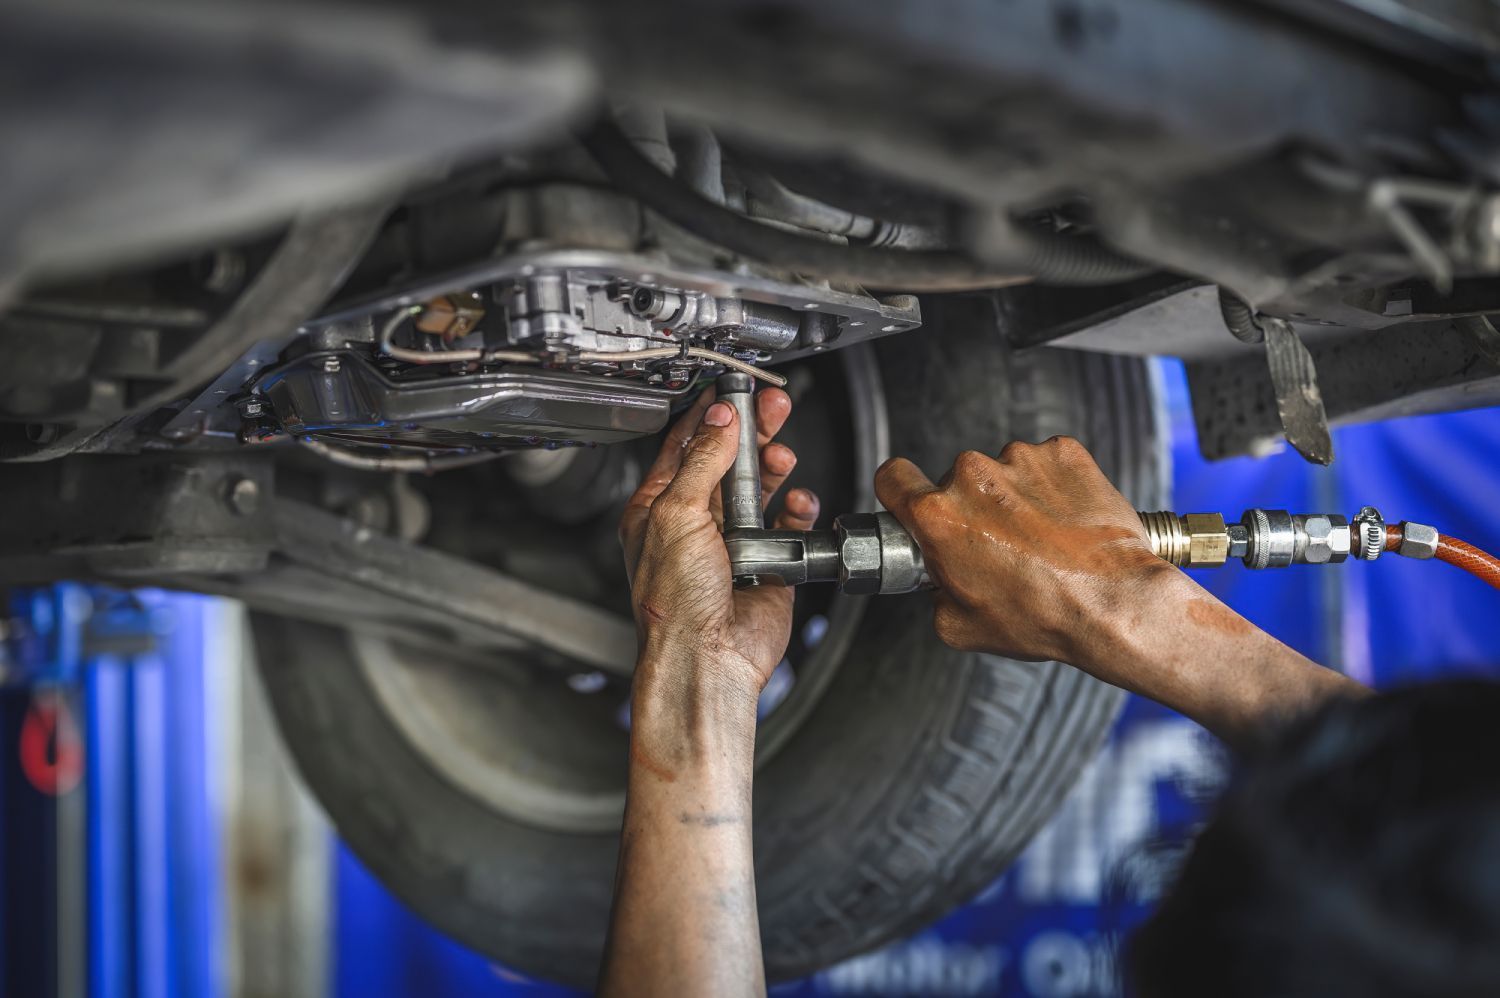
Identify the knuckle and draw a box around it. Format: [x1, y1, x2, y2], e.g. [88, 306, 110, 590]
[908, 490, 948, 522]
[953, 449, 992, 478]
[1046, 435, 1087, 459]
[999, 440, 1033, 464]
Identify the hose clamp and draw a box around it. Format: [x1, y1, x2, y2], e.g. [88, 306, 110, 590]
[1352, 506, 1385, 561]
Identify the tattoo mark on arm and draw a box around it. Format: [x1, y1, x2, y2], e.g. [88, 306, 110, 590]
[678, 811, 741, 827]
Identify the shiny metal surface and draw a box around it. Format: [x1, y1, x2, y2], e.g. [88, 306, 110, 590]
[1398, 520, 1440, 559]
[721, 512, 928, 595]
[314, 247, 922, 364]
[1353, 505, 1387, 561]
[1244, 508, 1297, 569]
[1139, 510, 1230, 567]
[1294, 512, 1351, 564]
[1139, 509, 1189, 565]
[716, 372, 764, 538]
[723, 529, 839, 586]
[263, 353, 677, 445]
[833, 513, 884, 595]
[871, 512, 928, 593]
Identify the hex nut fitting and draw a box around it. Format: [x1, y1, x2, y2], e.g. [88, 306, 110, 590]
[1139, 511, 1229, 567]
[1298, 513, 1351, 564]
[835, 513, 883, 595]
[1183, 513, 1230, 567]
[873, 512, 929, 594]
[1398, 521, 1440, 560]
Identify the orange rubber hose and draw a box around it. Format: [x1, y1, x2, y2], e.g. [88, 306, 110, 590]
[1434, 534, 1500, 589]
[1386, 522, 1500, 589]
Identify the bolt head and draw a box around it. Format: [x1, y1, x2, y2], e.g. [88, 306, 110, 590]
[1399, 521, 1440, 560]
[1302, 514, 1351, 564]
[1183, 513, 1230, 566]
[836, 514, 883, 595]
[322, 357, 342, 374]
[226, 477, 261, 516]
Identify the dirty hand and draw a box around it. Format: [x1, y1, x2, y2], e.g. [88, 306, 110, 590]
[875, 438, 1174, 672]
[620, 387, 820, 697]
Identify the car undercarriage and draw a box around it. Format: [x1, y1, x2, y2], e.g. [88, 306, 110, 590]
[3, 0, 1498, 985]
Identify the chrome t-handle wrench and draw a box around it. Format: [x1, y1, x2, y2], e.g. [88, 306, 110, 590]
[715, 372, 929, 594]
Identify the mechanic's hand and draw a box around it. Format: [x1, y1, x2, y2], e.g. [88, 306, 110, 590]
[875, 438, 1175, 670]
[620, 387, 819, 695]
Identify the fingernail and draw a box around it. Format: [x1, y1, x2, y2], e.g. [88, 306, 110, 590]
[704, 402, 733, 427]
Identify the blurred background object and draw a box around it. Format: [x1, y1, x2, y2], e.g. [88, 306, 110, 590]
[2, 358, 1495, 998]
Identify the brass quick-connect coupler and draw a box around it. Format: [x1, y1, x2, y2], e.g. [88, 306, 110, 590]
[1138, 511, 1232, 567]
[1139, 508, 1359, 569]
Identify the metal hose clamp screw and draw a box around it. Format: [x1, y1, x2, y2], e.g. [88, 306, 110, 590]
[1352, 505, 1385, 561]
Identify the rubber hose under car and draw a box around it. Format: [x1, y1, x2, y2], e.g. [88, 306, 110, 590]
[581, 119, 1153, 290]
[1218, 287, 1266, 343]
[1385, 524, 1500, 589]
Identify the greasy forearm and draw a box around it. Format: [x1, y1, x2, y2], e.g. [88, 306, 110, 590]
[604, 386, 811, 995]
[599, 653, 765, 998]
[1070, 569, 1369, 745]
[875, 441, 1369, 751]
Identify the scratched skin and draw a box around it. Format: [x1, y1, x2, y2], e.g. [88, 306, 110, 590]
[875, 439, 1368, 745]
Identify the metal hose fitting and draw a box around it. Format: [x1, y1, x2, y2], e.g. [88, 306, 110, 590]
[1141, 509, 1352, 568]
[1139, 511, 1188, 565]
[1138, 511, 1230, 567]
[1139, 505, 1500, 590]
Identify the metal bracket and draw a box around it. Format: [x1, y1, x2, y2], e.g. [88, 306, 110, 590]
[1261, 315, 1333, 465]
